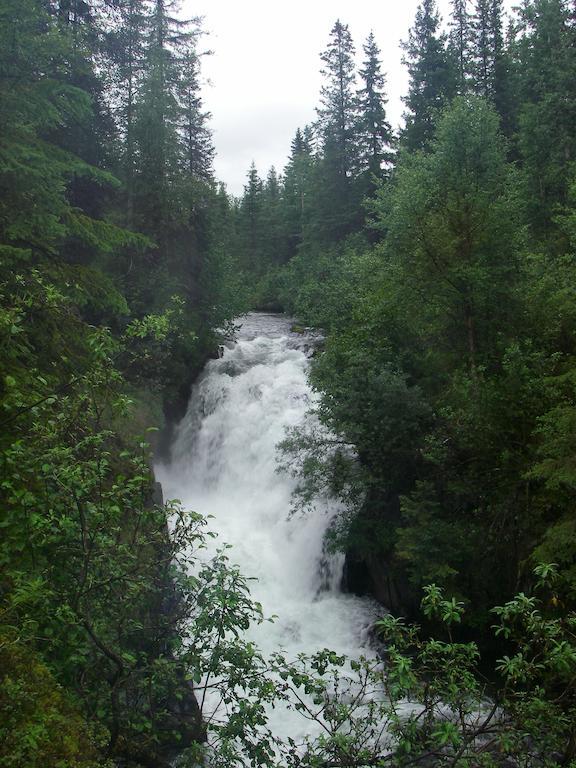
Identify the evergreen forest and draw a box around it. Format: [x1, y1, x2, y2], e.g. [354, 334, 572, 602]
[1, 0, 576, 766]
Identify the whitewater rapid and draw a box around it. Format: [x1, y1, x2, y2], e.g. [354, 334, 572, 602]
[157, 312, 376, 739]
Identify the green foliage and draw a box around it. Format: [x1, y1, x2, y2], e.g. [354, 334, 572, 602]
[401, 0, 455, 151]
[514, 0, 576, 237]
[211, 571, 574, 767]
[396, 482, 468, 589]
[279, 238, 381, 330]
[281, 92, 576, 633]
[0, 297, 278, 765]
[0, 637, 103, 768]
[0, 2, 255, 764]
[358, 32, 395, 187]
[381, 95, 524, 372]
[232, 19, 396, 283]
[3, 0, 576, 764]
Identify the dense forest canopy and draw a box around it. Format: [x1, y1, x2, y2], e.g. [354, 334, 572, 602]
[1, 0, 575, 766]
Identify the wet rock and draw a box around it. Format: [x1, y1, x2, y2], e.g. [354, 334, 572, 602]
[342, 551, 418, 618]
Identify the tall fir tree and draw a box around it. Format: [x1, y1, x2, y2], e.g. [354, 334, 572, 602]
[515, 0, 576, 237]
[131, 0, 207, 243]
[261, 166, 287, 265]
[238, 162, 264, 274]
[357, 32, 394, 191]
[490, 0, 510, 123]
[472, 0, 492, 97]
[449, 0, 472, 93]
[109, 0, 149, 226]
[316, 20, 358, 179]
[401, 0, 455, 151]
[133, 0, 183, 240]
[282, 127, 315, 257]
[469, 0, 512, 129]
[315, 20, 361, 240]
[177, 47, 214, 181]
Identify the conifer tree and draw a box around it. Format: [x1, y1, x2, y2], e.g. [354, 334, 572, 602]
[316, 20, 359, 180]
[133, 0, 179, 238]
[470, 0, 505, 98]
[109, 0, 149, 225]
[449, 0, 472, 93]
[357, 32, 394, 190]
[282, 127, 315, 257]
[490, 0, 509, 121]
[132, 0, 202, 239]
[0, 0, 135, 264]
[178, 47, 214, 181]
[315, 20, 361, 239]
[468, 0, 512, 131]
[261, 166, 287, 265]
[515, 0, 576, 235]
[472, 0, 492, 96]
[401, 0, 455, 151]
[238, 163, 264, 273]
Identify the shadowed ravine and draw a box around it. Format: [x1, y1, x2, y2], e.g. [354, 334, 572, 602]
[156, 312, 376, 741]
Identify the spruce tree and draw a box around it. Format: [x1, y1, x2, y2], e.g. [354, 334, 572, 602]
[109, 0, 149, 225]
[472, 0, 492, 97]
[178, 47, 214, 181]
[357, 32, 394, 190]
[316, 20, 359, 180]
[401, 0, 455, 151]
[261, 166, 287, 265]
[469, 0, 510, 121]
[282, 127, 315, 257]
[315, 20, 361, 239]
[133, 0, 179, 238]
[0, 0, 136, 264]
[132, 0, 201, 240]
[449, 0, 472, 93]
[515, 0, 576, 236]
[238, 163, 264, 274]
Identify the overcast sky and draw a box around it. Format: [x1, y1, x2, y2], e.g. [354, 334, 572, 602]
[182, 0, 513, 196]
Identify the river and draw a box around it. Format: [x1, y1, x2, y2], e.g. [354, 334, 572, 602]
[156, 312, 376, 744]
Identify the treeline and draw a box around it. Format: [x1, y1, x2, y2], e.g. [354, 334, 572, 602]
[231, 0, 528, 290]
[238, 0, 576, 637]
[231, 22, 393, 289]
[0, 0, 250, 765]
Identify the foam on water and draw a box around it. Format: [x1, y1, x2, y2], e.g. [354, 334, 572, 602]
[156, 312, 376, 741]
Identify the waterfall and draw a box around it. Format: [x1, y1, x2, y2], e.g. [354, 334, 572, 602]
[156, 312, 376, 742]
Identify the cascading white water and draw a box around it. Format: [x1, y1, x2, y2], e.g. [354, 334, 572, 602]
[157, 312, 376, 741]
